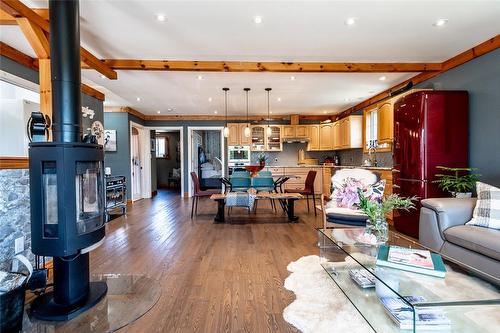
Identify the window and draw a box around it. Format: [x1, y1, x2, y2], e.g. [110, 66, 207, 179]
[155, 136, 170, 158]
[365, 107, 378, 149]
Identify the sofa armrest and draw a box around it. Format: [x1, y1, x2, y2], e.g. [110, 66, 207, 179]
[421, 198, 477, 230]
[419, 198, 476, 252]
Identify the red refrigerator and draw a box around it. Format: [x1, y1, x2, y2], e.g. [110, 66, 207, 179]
[392, 91, 469, 238]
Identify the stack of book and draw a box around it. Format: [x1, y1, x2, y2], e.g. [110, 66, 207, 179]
[380, 295, 451, 330]
[376, 245, 447, 278]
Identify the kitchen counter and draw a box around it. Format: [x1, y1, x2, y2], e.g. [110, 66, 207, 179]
[322, 165, 393, 171]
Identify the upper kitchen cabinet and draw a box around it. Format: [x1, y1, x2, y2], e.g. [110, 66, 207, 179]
[339, 115, 362, 149]
[333, 121, 341, 149]
[377, 102, 394, 144]
[227, 123, 240, 146]
[295, 125, 308, 138]
[319, 123, 334, 150]
[282, 125, 296, 139]
[307, 125, 320, 151]
[251, 125, 266, 151]
[266, 125, 283, 151]
[227, 123, 252, 146]
[238, 123, 252, 145]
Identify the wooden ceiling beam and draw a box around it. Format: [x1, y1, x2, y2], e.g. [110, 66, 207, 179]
[96, 59, 441, 73]
[0, 42, 105, 101]
[0, 41, 38, 70]
[337, 34, 500, 119]
[1, 1, 117, 79]
[16, 17, 50, 59]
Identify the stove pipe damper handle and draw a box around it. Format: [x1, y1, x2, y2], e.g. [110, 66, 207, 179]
[29, 0, 107, 321]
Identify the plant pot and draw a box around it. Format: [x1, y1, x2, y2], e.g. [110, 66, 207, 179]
[366, 218, 389, 244]
[452, 192, 472, 198]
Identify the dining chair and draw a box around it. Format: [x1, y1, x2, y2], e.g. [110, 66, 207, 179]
[190, 172, 220, 218]
[285, 170, 317, 216]
[252, 172, 276, 212]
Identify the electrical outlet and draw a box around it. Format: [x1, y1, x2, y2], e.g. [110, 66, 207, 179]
[274, 157, 278, 162]
[15, 236, 24, 254]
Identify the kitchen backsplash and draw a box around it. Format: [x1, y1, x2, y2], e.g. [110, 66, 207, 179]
[249, 143, 393, 168]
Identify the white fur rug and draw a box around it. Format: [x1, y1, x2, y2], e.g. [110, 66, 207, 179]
[283, 255, 374, 333]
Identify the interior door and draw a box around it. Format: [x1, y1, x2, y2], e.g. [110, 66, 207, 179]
[131, 127, 142, 201]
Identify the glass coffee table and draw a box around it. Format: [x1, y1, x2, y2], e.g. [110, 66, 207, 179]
[318, 227, 500, 333]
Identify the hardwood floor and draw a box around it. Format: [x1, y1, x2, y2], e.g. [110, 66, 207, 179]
[90, 190, 323, 333]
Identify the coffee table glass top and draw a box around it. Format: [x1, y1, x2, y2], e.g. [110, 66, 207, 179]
[317, 227, 500, 333]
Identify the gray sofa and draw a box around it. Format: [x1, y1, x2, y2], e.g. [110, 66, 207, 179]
[419, 198, 500, 283]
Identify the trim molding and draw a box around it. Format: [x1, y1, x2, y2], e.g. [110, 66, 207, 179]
[338, 34, 500, 118]
[0, 156, 29, 169]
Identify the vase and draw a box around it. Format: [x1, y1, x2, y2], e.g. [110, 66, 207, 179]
[366, 218, 389, 244]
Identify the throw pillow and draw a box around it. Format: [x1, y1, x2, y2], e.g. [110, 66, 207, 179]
[329, 178, 386, 209]
[466, 182, 500, 229]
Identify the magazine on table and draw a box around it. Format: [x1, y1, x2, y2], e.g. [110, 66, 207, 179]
[380, 295, 451, 330]
[349, 269, 376, 288]
[388, 246, 434, 270]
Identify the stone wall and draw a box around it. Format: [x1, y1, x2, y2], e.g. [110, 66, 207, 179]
[0, 169, 32, 271]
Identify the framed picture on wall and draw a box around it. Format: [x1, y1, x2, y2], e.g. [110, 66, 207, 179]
[150, 138, 156, 152]
[104, 130, 117, 151]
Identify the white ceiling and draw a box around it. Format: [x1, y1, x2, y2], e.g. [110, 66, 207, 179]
[2, 1, 500, 115]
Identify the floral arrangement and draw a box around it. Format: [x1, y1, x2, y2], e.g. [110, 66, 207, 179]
[331, 177, 385, 209]
[357, 189, 417, 223]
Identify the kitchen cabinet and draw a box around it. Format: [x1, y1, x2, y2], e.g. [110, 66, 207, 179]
[296, 125, 308, 138]
[239, 123, 252, 145]
[333, 121, 341, 149]
[283, 125, 295, 138]
[227, 123, 240, 146]
[266, 125, 283, 151]
[337, 115, 362, 149]
[251, 125, 266, 151]
[377, 102, 393, 144]
[227, 123, 251, 146]
[307, 125, 320, 151]
[319, 123, 334, 150]
[322, 167, 332, 198]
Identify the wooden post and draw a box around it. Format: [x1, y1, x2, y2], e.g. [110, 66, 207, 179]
[39, 58, 52, 141]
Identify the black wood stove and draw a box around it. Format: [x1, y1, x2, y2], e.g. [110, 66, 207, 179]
[28, 0, 107, 321]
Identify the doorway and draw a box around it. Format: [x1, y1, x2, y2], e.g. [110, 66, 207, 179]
[188, 127, 225, 197]
[153, 129, 182, 195]
[131, 126, 142, 201]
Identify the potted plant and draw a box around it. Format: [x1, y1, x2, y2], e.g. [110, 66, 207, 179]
[256, 153, 268, 166]
[433, 166, 480, 198]
[357, 189, 416, 243]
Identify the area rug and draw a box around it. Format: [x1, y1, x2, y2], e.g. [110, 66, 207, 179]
[283, 255, 374, 333]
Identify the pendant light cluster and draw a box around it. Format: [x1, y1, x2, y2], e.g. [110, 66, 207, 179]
[221, 87, 273, 138]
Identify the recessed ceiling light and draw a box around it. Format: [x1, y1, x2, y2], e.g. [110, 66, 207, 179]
[379, 76, 386, 81]
[100, 74, 106, 79]
[157, 110, 161, 114]
[368, 90, 375, 94]
[167, 108, 173, 112]
[156, 14, 166, 22]
[214, 110, 218, 114]
[345, 17, 357, 26]
[270, 111, 273, 114]
[290, 76, 296, 81]
[136, 97, 141, 101]
[323, 110, 327, 114]
[253, 16, 262, 24]
[208, 97, 212, 102]
[344, 97, 352, 102]
[277, 97, 281, 102]
[197, 75, 203, 80]
[433, 18, 448, 27]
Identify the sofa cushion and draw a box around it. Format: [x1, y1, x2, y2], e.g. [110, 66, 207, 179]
[443, 225, 500, 261]
[466, 182, 500, 230]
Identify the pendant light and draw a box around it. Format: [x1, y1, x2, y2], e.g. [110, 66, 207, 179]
[222, 87, 230, 137]
[243, 88, 251, 137]
[265, 88, 272, 136]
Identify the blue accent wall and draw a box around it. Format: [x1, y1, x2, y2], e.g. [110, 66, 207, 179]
[416, 49, 500, 186]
